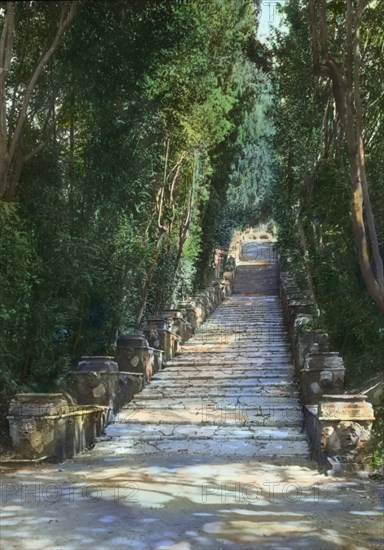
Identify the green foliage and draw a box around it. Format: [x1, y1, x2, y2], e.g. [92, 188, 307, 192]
[370, 400, 384, 475]
[270, 1, 384, 384]
[0, 0, 266, 397]
[0, 216, 36, 397]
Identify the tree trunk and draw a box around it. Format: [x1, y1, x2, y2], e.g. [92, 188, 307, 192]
[308, 0, 384, 314]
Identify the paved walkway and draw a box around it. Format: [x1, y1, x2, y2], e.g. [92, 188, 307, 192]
[1, 244, 383, 549]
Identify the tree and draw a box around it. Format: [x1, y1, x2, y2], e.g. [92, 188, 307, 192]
[308, 0, 384, 313]
[270, 0, 384, 383]
[0, 0, 263, 398]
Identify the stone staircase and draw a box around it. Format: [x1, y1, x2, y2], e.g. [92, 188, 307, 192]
[100, 243, 310, 462]
[3, 242, 381, 550]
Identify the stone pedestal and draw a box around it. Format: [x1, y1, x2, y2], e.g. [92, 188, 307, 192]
[178, 302, 198, 334]
[300, 352, 345, 404]
[206, 284, 221, 310]
[223, 271, 235, 293]
[116, 333, 153, 382]
[152, 348, 164, 372]
[143, 327, 180, 363]
[198, 291, 210, 321]
[305, 394, 375, 472]
[191, 298, 204, 329]
[279, 272, 297, 301]
[293, 316, 329, 374]
[285, 298, 314, 344]
[160, 309, 190, 344]
[72, 370, 143, 415]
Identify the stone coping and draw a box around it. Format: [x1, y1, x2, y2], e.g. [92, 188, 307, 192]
[144, 328, 181, 338]
[321, 393, 368, 401]
[8, 404, 108, 420]
[80, 355, 115, 360]
[12, 393, 64, 398]
[74, 371, 143, 378]
[304, 404, 318, 415]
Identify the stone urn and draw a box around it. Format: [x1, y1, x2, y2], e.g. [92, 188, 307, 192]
[116, 332, 153, 382]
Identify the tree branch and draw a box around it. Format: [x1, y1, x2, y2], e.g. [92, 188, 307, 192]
[5, 1, 77, 197]
[0, 2, 15, 197]
[319, 0, 329, 59]
[308, 0, 321, 74]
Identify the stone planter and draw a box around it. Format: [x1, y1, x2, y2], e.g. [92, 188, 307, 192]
[146, 316, 172, 331]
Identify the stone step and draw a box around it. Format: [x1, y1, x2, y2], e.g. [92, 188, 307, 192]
[166, 360, 294, 367]
[199, 329, 287, 334]
[164, 370, 295, 376]
[212, 310, 282, 312]
[191, 336, 288, 341]
[205, 321, 284, 325]
[178, 349, 291, 355]
[133, 389, 299, 400]
[112, 408, 303, 426]
[107, 422, 306, 440]
[168, 356, 293, 364]
[205, 308, 284, 311]
[94, 437, 310, 458]
[151, 372, 295, 381]
[183, 340, 290, 347]
[153, 371, 294, 379]
[208, 315, 284, 319]
[148, 380, 296, 390]
[102, 253, 310, 462]
[126, 397, 303, 408]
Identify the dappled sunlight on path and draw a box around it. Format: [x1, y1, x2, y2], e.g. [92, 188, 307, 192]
[1, 455, 382, 549]
[1, 242, 382, 549]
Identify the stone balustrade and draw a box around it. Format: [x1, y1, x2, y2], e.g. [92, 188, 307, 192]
[6, 263, 233, 462]
[278, 260, 376, 474]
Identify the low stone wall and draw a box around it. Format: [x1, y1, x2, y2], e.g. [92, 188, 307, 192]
[7, 393, 107, 462]
[6, 260, 235, 462]
[278, 262, 376, 474]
